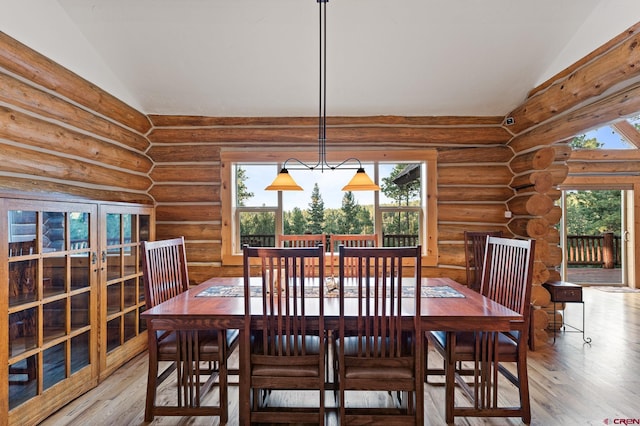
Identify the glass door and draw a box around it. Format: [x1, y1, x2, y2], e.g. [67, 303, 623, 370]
[99, 204, 153, 378]
[4, 199, 98, 422]
[561, 189, 626, 285]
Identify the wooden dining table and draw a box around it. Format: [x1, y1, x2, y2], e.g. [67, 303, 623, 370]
[141, 275, 522, 425]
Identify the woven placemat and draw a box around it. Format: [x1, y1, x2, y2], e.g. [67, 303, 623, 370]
[197, 284, 464, 298]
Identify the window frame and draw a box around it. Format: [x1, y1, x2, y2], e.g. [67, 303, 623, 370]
[221, 149, 438, 266]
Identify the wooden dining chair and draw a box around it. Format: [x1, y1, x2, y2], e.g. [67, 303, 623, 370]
[243, 245, 326, 424]
[464, 230, 502, 292]
[329, 233, 377, 278]
[336, 245, 423, 425]
[278, 234, 327, 277]
[425, 236, 535, 424]
[141, 237, 239, 423]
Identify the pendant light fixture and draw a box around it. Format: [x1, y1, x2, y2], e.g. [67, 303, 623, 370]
[265, 0, 380, 192]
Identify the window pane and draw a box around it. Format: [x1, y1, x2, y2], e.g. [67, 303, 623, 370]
[381, 211, 420, 247]
[380, 163, 421, 206]
[237, 164, 278, 207]
[107, 283, 121, 315]
[107, 247, 122, 280]
[239, 211, 276, 247]
[106, 318, 121, 352]
[9, 354, 37, 409]
[106, 213, 121, 245]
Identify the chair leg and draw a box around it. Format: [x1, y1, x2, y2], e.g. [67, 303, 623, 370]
[145, 355, 159, 421]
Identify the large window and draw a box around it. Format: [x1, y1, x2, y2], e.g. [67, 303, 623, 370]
[221, 150, 437, 265]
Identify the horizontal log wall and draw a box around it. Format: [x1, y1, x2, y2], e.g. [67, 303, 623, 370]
[0, 33, 153, 204]
[147, 115, 513, 283]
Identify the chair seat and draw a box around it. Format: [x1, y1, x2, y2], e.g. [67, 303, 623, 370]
[157, 329, 239, 355]
[429, 330, 518, 357]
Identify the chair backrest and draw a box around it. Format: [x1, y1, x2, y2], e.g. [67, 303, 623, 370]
[141, 237, 190, 309]
[464, 231, 502, 292]
[243, 245, 325, 356]
[330, 234, 377, 277]
[278, 234, 327, 248]
[480, 237, 535, 333]
[338, 245, 421, 358]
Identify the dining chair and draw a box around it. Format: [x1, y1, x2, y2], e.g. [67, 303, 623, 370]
[425, 236, 535, 424]
[336, 245, 423, 425]
[464, 230, 502, 292]
[141, 237, 239, 423]
[329, 234, 377, 278]
[278, 234, 327, 277]
[243, 245, 326, 424]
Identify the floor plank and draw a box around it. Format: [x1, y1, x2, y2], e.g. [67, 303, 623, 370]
[39, 288, 640, 425]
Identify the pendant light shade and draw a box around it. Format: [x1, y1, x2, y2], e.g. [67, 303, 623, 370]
[265, 168, 303, 191]
[342, 168, 381, 191]
[265, 0, 379, 193]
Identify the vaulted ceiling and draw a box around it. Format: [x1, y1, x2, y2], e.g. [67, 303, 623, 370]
[2, 0, 640, 118]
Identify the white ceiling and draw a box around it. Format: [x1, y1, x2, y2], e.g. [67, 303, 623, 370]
[2, 1, 640, 118]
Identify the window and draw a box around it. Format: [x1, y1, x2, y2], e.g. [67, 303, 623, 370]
[221, 149, 437, 266]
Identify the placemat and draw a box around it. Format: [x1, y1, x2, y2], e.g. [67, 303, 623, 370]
[197, 284, 464, 298]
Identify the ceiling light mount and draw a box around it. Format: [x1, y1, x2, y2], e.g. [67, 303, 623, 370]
[265, 0, 379, 192]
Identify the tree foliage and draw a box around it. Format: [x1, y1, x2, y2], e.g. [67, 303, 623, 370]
[565, 190, 621, 235]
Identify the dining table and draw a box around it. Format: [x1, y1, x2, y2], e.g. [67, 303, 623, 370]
[141, 275, 523, 425]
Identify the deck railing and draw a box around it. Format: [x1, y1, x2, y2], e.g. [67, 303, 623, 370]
[566, 233, 621, 268]
[240, 234, 420, 249]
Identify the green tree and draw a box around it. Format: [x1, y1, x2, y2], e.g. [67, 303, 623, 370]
[236, 166, 254, 207]
[285, 207, 307, 234]
[381, 164, 420, 234]
[570, 135, 602, 149]
[307, 183, 325, 234]
[565, 190, 621, 235]
[339, 191, 359, 233]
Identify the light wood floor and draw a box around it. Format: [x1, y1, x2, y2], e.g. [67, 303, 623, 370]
[40, 288, 640, 425]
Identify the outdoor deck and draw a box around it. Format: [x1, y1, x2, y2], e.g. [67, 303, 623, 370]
[565, 267, 622, 285]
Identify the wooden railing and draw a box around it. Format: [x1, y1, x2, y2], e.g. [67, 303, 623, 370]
[566, 233, 621, 268]
[240, 234, 420, 248]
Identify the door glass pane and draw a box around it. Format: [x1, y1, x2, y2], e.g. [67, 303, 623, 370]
[9, 259, 37, 306]
[124, 310, 137, 342]
[107, 283, 121, 315]
[138, 306, 147, 332]
[107, 318, 121, 352]
[9, 308, 38, 357]
[123, 278, 136, 308]
[107, 213, 121, 245]
[107, 247, 122, 280]
[43, 343, 66, 390]
[140, 215, 151, 242]
[71, 252, 91, 290]
[43, 212, 66, 252]
[70, 212, 90, 249]
[43, 254, 67, 297]
[43, 299, 67, 343]
[123, 246, 136, 276]
[9, 354, 37, 409]
[123, 214, 133, 243]
[8, 210, 38, 256]
[71, 332, 90, 374]
[71, 292, 90, 329]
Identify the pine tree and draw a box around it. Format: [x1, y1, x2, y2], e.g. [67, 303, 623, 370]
[307, 183, 325, 234]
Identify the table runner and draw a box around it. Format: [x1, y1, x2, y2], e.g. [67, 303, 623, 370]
[196, 284, 464, 298]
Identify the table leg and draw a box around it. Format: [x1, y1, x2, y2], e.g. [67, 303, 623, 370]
[239, 328, 250, 426]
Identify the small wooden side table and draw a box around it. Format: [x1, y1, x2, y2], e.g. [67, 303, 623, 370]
[543, 281, 592, 344]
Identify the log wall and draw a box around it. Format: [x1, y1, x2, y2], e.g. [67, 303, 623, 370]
[0, 33, 153, 204]
[147, 116, 513, 283]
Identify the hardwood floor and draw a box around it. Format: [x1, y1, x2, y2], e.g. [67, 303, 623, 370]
[39, 288, 640, 425]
